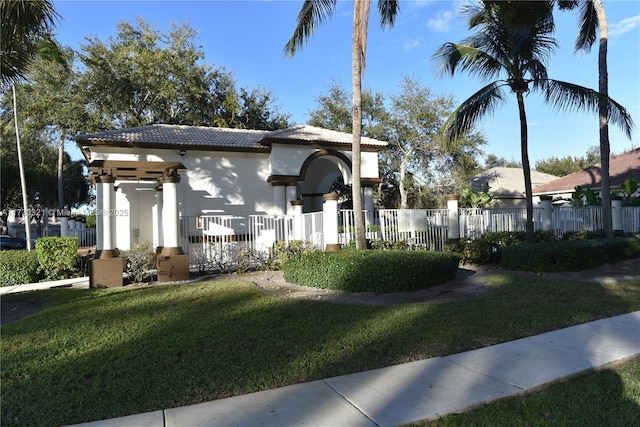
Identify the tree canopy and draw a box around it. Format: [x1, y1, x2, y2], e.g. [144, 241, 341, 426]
[307, 77, 485, 209]
[77, 18, 290, 131]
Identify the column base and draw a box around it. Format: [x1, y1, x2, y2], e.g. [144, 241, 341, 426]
[95, 248, 120, 259]
[89, 257, 124, 288]
[157, 247, 189, 282]
[325, 243, 342, 252]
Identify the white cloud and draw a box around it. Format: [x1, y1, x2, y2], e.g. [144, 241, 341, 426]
[403, 37, 423, 52]
[427, 10, 454, 33]
[609, 15, 640, 39]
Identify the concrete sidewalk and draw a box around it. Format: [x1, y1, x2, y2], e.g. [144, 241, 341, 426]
[69, 311, 640, 427]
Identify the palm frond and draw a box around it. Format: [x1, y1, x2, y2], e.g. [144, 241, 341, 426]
[377, 0, 399, 29]
[544, 79, 635, 139]
[432, 42, 503, 81]
[284, 0, 337, 57]
[575, 0, 597, 54]
[440, 82, 507, 149]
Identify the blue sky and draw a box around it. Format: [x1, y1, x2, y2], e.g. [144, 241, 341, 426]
[53, 0, 640, 166]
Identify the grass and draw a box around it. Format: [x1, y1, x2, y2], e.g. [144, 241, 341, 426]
[1, 275, 640, 426]
[417, 357, 640, 426]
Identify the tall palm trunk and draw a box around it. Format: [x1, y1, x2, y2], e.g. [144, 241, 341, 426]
[351, 0, 369, 250]
[12, 84, 32, 250]
[58, 136, 64, 213]
[593, 0, 612, 236]
[516, 91, 534, 243]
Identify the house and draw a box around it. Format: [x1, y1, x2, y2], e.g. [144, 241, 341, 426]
[468, 167, 559, 208]
[75, 124, 387, 286]
[532, 148, 640, 201]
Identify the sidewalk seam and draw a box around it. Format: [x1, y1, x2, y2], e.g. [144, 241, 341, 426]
[322, 379, 381, 427]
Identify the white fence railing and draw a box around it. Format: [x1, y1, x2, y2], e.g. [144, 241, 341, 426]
[459, 208, 545, 239]
[378, 209, 449, 250]
[180, 206, 640, 260]
[180, 213, 325, 265]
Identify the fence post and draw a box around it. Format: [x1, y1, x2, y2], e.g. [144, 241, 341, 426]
[612, 197, 623, 232]
[323, 193, 341, 251]
[446, 195, 460, 240]
[291, 200, 304, 240]
[540, 195, 553, 231]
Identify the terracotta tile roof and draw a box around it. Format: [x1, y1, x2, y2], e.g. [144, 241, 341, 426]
[533, 148, 640, 195]
[469, 167, 559, 198]
[75, 124, 388, 151]
[76, 124, 271, 151]
[259, 125, 388, 148]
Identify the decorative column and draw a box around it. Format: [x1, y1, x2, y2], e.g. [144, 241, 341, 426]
[323, 193, 341, 251]
[94, 174, 117, 258]
[90, 174, 122, 288]
[285, 184, 298, 216]
[612, 197, 623, 232]
[273, 184, 286, 216]
[160, 172, 182, 254]
[446, 195, 460, 240]
[157, 171, 189, 282]
[154, 185, 164, 249]
[540, 195, 553, 232]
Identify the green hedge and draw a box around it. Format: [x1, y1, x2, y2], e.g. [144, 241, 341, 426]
[446, 230, 556, 264]
[36, 237, 79, 280]
[501, 237, 640, 272]
[0, 250, 41, 287]
[282, 250, 461, 293]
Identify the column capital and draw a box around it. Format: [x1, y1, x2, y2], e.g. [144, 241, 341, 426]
[323, 193, 339, 202]
[94, 174, 116, 184]
[160, 169, 182, 184]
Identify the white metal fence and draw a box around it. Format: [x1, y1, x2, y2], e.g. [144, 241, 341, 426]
[378, 209, 449, 250]
[180, 206, 640, 259]
[180, 213, 325, 266]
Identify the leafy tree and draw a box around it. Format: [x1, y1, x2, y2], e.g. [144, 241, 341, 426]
[432, 1, 633, 242]
[484, 154, 521, 169]
[77, 18, 290, 131]
[307, 77, 485, 209]
[285, 0, 399, 249]
[534, 145, 599, 176]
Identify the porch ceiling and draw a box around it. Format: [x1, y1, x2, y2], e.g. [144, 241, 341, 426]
[88, 160, 186, 181]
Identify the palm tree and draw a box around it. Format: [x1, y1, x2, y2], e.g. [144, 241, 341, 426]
[558, 0, 613, 236]
[285, 0, 399, 249]
[432, 1, 633, 243]
[1, 0, 60, 250]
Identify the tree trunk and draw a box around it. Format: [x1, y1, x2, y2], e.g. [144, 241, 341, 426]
[58, 135, 65, 210]
[516, 92, 534, 243]
[593, 0, 612, 236]
[351, 0, 369, 250]
[12, 84, 32, 250]
[399, 157, 408, 209]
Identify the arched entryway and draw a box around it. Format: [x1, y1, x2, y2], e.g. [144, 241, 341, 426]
[298, 150, 352, 212]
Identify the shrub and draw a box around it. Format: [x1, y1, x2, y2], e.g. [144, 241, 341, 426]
[446, 230, 555, 264]
[36, 237, 79, 280]
[125, 242, 155, 283]
[501, 237, 640, 272]
[283, 250, 461, 293]
[0, 250, 42, 287]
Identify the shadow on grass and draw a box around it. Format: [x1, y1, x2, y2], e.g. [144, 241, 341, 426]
[1, 276, 639, 426]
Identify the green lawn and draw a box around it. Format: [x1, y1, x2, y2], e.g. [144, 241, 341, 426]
[2, 275, 639, 426]
[417, 357, 640, 427]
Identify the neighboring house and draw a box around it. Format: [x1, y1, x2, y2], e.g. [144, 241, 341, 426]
[532, 148, 640, 201]
[75, 124, 387, 252]
[468, 167, 559, 208]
